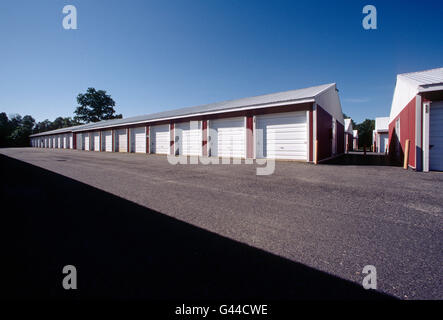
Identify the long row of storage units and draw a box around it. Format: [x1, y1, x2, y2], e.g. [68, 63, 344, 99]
[30, 83, 345, 162]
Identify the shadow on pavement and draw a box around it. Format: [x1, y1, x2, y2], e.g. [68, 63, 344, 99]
[322, 153, 402, 166]
[0, 154, 394, 300]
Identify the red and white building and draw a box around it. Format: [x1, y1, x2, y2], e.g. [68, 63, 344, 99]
[30, 83, 345, 163]
[388, 67, 443, 171]
[373, 117, 389, 153]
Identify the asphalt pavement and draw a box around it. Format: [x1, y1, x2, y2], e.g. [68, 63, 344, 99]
[1, 148, 442, 299]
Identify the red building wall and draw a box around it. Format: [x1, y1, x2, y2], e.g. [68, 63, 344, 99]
[317, 105, 332, 161]
[388, 96, 416, 168]
[336, 120, 344, 155]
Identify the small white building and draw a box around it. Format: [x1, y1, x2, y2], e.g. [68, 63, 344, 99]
[373, 117, 389, 153]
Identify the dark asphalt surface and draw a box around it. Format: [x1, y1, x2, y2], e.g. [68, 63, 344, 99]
[1, 148, 442, 300]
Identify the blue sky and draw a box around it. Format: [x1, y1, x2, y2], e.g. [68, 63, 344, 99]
[0, 0, 442, 123]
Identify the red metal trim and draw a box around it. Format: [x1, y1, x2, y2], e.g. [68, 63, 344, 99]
[112, 130, 115, 152]
[309, 108, 313, 162]
[127, 128, 130, 152]
[170, 123, 174, 155]
[246, 116, 253, 158]
[146, 125, 150, 154]
[202, 120, 207, 156]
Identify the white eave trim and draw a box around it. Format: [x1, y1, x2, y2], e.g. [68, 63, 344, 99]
[418, 84, 443, 93]
[71, 98, 315, 133]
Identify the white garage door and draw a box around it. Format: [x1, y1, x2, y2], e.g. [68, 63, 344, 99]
[104, 131, 112, 152]
[131, 127, 146, 153]
[176, 121, 202, 156]
[210, 117, 245, 158]
[117, 129, 128, 152]
[151, 124, 170, 154]
[69, 134, 73, 149]
[430, 101, 443, 171]
[84, 134, 90, 151]
[76, 134, 82, 150]
[256, 111, 307, 160]
[93, 132, 100, 151]
[62, 135, 67, 149]
[379, 133, 388, 153]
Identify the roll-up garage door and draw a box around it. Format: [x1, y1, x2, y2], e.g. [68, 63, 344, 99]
[430, 101, 443, 171]
[176, 121, 202, 156]
[117, 129, 128, 152]
[210, 117, 245, 158]
[84, 134, 90, 151]
[69, 134, 73, 149]
[131, 127, 146, 153]
[256, 111, 307, 160]
[76, 134, 82, 150]
[63, 135, 67, 149]
[104, 131, 112, 152]
[93, 132, 100, 151]
[378, 133, 388, 154]
[151, 124, 170, 154]
[58, 136, 62, 148]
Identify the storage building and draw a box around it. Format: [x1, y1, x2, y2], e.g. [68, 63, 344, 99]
[30, 83, 345, 163]
[388, 67, 443, 171]
[373, 117, 389, 153]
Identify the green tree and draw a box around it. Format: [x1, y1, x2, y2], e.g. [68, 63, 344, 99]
[74, 88, 122, 123]
[0, 112, 11, 147]
[355, 119, 375, 148]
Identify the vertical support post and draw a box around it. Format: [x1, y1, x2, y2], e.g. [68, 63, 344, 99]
[404, 139, 410, 170]
[202, 120, 207, 156]
[170, 123, 174, 156]
[112, 129, 115, 152]
[246, 116, 253, 159]
[146, 125, 150, 154]
[314, 140, 318, 164]
[127, 128, 130, 153]
[423, 101, 430, 172]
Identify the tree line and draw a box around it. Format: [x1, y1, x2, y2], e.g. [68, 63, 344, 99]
[0, 88, 122, 148]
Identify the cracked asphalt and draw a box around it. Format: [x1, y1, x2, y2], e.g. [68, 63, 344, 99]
[1, 148, 442, 299]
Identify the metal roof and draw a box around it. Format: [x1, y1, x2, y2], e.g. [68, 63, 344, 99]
[30, 123, 93, 137]
[375, 117, 389, 131]
[344, 118, 353, 133]
[399, 67, 443, 91]
[31, 83, 334, 137]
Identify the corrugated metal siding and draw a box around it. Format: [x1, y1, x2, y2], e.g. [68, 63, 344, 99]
[316, 105, 332, 161]
[336, 121, 344, 154]
[388, 96, 416, 167]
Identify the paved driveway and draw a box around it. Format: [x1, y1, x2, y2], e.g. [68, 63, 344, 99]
[1, 148, 442, 299]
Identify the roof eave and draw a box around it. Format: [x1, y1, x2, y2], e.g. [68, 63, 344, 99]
[71, 98, 315, 132]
